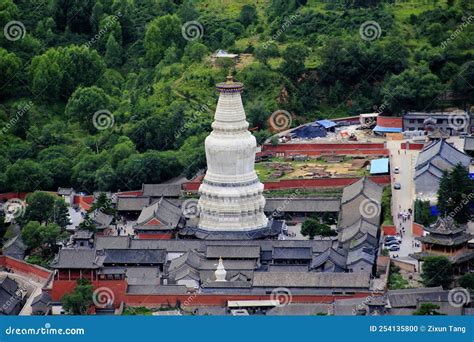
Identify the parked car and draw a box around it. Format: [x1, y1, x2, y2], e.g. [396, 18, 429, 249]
[393, 167, 400, 174]
[385, 236, 401, 243]
[384, 240, 399, 247]
[394, 182, 401, 190]
[387, 244, 400, 251]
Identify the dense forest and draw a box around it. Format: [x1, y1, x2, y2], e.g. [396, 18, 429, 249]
[0, 0, 472, 194]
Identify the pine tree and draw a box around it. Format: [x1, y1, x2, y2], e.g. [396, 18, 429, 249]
[437, 164, 473, 224]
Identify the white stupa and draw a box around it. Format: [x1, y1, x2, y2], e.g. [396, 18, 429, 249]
[197, 75, 268, 234]
[214, 257, 227, 282]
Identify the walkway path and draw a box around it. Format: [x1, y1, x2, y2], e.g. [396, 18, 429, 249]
[386, 140, 422, 261]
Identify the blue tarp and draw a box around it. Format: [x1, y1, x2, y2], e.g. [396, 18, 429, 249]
[373, 125, 402, 133]
[292, 124, 327, 139]
[316, 119, 337, 129]
[370, 158, 389, 174]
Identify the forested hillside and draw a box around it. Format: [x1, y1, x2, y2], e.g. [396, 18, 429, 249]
[0, 0, 472, 194]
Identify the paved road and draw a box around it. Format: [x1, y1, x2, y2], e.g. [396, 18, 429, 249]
[386, 140, 422, 261]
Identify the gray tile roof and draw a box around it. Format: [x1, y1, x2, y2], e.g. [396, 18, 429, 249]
[387, 287, 444, 308]
[116, 196, 151, 211]
[169, 250, 204, 271]
[414, 161, 444, 180]
[103, 249, 166, 265]
[95, 236, 130, 250]
[273, 247, 312, 259]
[57, 187, 73, 195]
[0, 277, 18, 295]
[311, 247, 347, 269]
[206, 245, 260, 259]
[51, 248, 103, 269]
[93, 237, 334, 254]
[73, 230, 94, 240]
[415, 139, 470, 170]
[339, 178, 383, 229]
[346, 248, 375, 266]
[142, 184, 182, 197]
[339, 218, 379, 244]
[267, 303, 331, 316]
[265, 197, 340, 213]
[31, 292, 51, 315]
[252, 272, 370, 288]
[135, 197, 182, 229]
[268, 265, 309, 272]
[464, 136, 474, 151]
[126, 285, 187, 295]
[0, 277, 21, 315]
[3, 235, 27, 251]
[341, 177, 383, 205]
[92, 210, 113, 228]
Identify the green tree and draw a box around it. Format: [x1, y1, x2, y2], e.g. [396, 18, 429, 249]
[382, 64, 443, 113]
[30, 46, 106, 100]
[421, 256, 453, 289]
[301, 218, 335, 239]
[21, 221, 43, 250]
[6, 160, 52, 192]
[413, 303, 444, 315]
[437, 164, 473, 224]
[414, 199, 435, 226]
[183, 42, 208, 64]
[24, 191, 70, 227]
[459, 273, 474, 290]
[281, 43, 308, 82]
[78, 213, 96, 232]
[144, 14, 183, 64]
[61, 279, 94, 315]
[0, 48, 21, 98]
[90, 192, 116, 216]
[452, 62, 474, 101]
[239, 4, 258, 27]
[65, 86, 110, 133]
[105, 35, 122, 67]
[254, 43, 279, 64]
[21, 221, 65, 258]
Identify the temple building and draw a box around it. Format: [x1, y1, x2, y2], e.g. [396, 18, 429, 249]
[411, 217, 474, 273]
[414, 139, 470, 197]
[185, 76, 279, 239]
